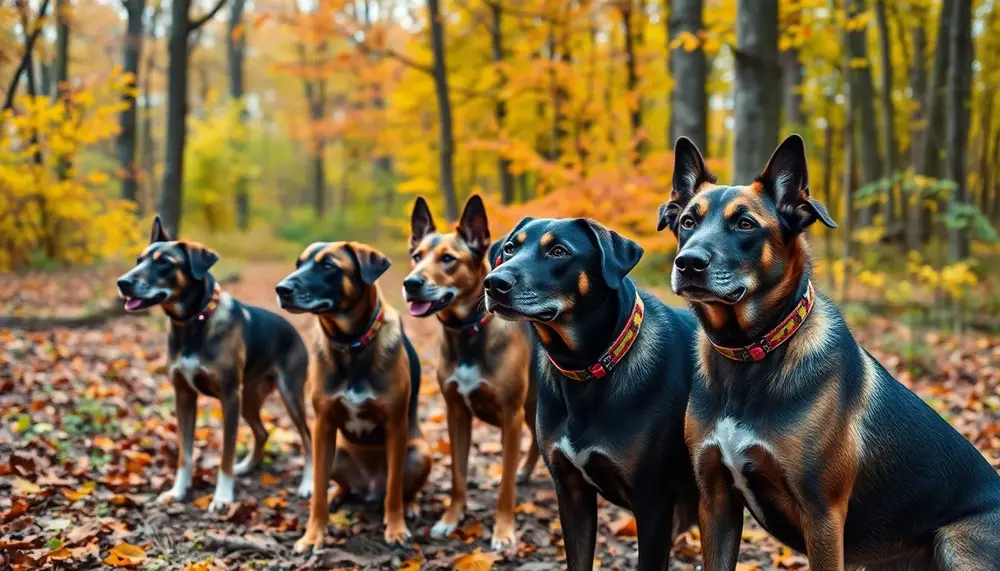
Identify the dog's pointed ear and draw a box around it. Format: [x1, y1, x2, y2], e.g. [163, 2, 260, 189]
[150, 215, 171, 243]
[659, 137, 714, 235]
[348, 243, 391, 285]
[758, 134, 837, 233]
[182, 243, 219, 280]
[489, 216, 534, 269]
[409, 196, 437, 251]
[457, 194, 490, 257]
[578, 219, 644, 289]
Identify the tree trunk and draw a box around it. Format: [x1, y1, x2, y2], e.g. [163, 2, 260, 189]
[946, 0, 972, 261]
[669, 0, 707, 151]
[732, 0, 779, 183]
[845, 0, 881, 227]
[919, 0, 953, 242]
[489, 1, 514, 204]
[159, 0, 192, 237]
[228, 0, 249, 230]
[907, 10, 928, 250]
[841, 3, 856, 294]
[427, 0, 458, 220]
[311, 142, 327, 217]
[54, 0, 71, 180]
[619, 0, 643, 163]
[874, 0, 896, 228]
[779, 7, 803, 129]
[118, 0, 146, 207]
[822, 92, 836, 286]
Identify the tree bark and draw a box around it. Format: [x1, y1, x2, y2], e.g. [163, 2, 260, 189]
[946, 0, 972, 261]
[841, 2, 855, 294]
[428, 0, 458, 220]
[845, 0, 881, 227]
[906, 8, 928, 250]
[228, 0, 249, 230]
[53, 0, 71, 180]
[489, 1, 514, 204]
[118, 0, 146, 207]
[780, 7, 803, 129]
[874, 0, 896, 227]
[141, 2, 162, 213]
[3, 0, 51, 113]
[732, 0, 779, 183]
[669, 0, 707, 151]
[619, 0, 643, 163]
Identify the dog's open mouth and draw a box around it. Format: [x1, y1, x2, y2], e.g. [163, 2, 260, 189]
[123, 292, 168, 312]
[406, 292, 455, 317]
[487, 298, 558, 322]
[677, 285, 747, 304]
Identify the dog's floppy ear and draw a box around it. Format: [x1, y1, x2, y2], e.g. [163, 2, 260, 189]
[578, 219, 644, 290]
[150, 215, 171, 243]
[489, 216, 534, 268]
[347, 242, 392, 285]
[758, 134, 837, 233]
[181, 243, 219, 280]
[409, 196, 437, 251]
[457, 194, 490, 257]
[659, 137, 715, 235]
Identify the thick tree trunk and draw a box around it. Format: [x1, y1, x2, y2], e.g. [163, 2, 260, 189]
[874, 0, 897, 227]
[228, 0, 249, 230]
[841, 6, 856, 292]
[907, 11, 928, 250]
[669, 0, 707, 151]
[159, 0, 192, 236]
[920, 0, 952, 178]
[845, 0, 881, 227]
[427, 0, 458, 220]
[311, 142, 327, 217]
[946, 0, 972, 261]
[779, 7, 803, 130]
[619, 0, 643, 162]
[54, 0, 70, 180]
[732, 0, 779, 183]
[118, 0, 146, 207]
[489, 1, 514, 204]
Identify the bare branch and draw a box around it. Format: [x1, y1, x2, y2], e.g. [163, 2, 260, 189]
[189, 0, 227, 33]
[3, 0, 52, 112]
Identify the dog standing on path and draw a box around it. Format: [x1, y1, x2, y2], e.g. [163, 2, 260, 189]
[403, 195, 540, 554]
[276, 241, 431, 551]
[660, 134, 1000, 570]
[116, 216, 313, 512]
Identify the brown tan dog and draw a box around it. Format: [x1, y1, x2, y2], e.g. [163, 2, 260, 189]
[276, 241, 431, 551]
[403, 195, 539, 554]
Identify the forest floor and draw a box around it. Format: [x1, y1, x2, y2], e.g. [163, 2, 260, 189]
[2, 259, 999, 570]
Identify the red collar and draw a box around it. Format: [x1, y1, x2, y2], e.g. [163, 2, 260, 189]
[547, 294, 645, 382]
[171, 282, 222, 325]
[710, 281, 815, 362]
[439, 310, 493, 337]
[324, 301, 385, 354]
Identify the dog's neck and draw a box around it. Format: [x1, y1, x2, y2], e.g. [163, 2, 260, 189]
[438, 282, 486, 331]
[163, 274, 216, 323]
[535, 279, 638, 372]
[698, 269, 811, 350]
[319, 284, 380, 342]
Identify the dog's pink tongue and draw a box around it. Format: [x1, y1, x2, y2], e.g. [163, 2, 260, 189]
[408, 301, 432, 316]
[124, 298, 143, 311]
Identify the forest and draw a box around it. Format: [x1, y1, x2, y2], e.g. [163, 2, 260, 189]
[1, 0, 999, 569]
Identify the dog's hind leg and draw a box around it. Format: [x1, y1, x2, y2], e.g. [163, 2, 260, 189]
[518, 394, 540, 484]
[276, 361, 313, 498]
[235, 381, 271, 476]
[936, 511, 1000, 571]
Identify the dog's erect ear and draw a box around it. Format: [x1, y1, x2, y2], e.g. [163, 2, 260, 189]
[489, 216, 534, 268]
[150, 215, 171, 243]
[409, 196, 437, 251]
[348, 243, 392, 285]
[578, 219, 644, 289]
[457, 194, 491, 257]
[182, 243, 219, 280]
[659, 137, 715, 235]
[758, 134, 837, 233]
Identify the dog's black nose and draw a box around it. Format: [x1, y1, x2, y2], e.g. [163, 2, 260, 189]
[674, 250, 711, 276]
[484, 272, 515, 295]
[116, 278, 133, 294]
[275, 282, 295, 298]
[402, 275, 425, 294]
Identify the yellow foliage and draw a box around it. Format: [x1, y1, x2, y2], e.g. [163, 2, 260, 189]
[183, 102, 252, 232]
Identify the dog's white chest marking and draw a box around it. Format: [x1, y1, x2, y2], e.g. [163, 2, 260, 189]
[700, 417, 770, 524]
[170, 355, 205, 394]
[553, 435, 604, 491]
[447, 363, 486, 410]
[337, 386, 378, 436]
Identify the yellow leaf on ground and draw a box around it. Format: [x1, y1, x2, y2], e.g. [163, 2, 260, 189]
[13, 478, 42, 495]
[398, 554, 425, 571]
[104, 543, 146, 567]
[47, 546, 74, 561]
[736, 564, 761, 571]
[193, 495, 212, 510]
[259, 473, 280, 486]
[453, 549, 501, 571]
[263, 496, 287, 509]
[182, 557, 225, 571]
[62, 481, 96, 501]
[93, 435, 115, 451]
[328, 509, 352, 527]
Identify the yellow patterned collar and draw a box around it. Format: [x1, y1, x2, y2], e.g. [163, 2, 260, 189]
[711, 281, 815, 362]
[547, 294, 645, 382]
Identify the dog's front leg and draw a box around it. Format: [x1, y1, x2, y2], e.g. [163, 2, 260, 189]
[697, 460, 744, 571]
[383, 412, 411, 544]
[431, 401, 472, 538]
[295, 410, 337, 553]
[802, 502, 847, 571]
[492, 408, 524, 555]
[157, 381, 198, 504]
[550, 453, 598, 571]
[209, 373, 242, 512]
[634, 489, 676, 571]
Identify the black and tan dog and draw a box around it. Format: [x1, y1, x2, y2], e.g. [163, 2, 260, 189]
[275, 241, 431, 551]
[484, 216, 700, 570]
[659, 134, 1000, 570]
[116, 216, 313, 512]
[403, 195, 539, 553]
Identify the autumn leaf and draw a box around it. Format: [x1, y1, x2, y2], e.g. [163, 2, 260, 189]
[193, 494, 213, 510]
[104, 543, 147, 567]
[259, 473, 280, 486]
[771, 545, 808, 568]
[736, 564, 761, 571]
[13, 478, 42, 495]
[92, 435, 116, 451]
[453, 549, 501, 571]
[608, 514, 637, 537]
[183, 557, 225, 571]
[263, 496, 287, 509]
[398, 554, 425, 571]
[328, 509, 353, 527]
[62, 481, 96, 501]
[47, 546, 74, 561]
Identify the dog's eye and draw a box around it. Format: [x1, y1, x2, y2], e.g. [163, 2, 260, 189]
[548, 245, 569, 258]
[322, 258, 336, 269]
[737, 218, 756, 231]
[680, 216, 696, 230]
[440, 253, 456, 263]
[411, 253, 422, 263]
[502, 242, 515, 256]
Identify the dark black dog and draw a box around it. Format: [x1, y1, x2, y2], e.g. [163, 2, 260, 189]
[660, 134, 1000, 570]
[116, 216, 313, 512]
[484, 217, 700, 571]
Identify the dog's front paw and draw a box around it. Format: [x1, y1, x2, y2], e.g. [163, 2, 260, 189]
[208, 473, 235, 513]
[383, 521, 412, 545]
[207, 495, 233, 513]
[293, 528, 324, 554]
[490, 522, 518, 556]
[296, 479, 312, 499]
[156, 488, 185, 505]
[430, 517, 459, 539]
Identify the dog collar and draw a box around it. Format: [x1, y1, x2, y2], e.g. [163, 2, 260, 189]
[171, 282, 222, 325]
[547, 294, 645, 382]
[325, 301, 385, 354]
[710, 281, 815, 362]
[439, 311, 493, 337]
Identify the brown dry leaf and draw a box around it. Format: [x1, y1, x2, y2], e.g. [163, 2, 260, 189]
[103, 543, 147, 567]
[182, 557, 225, 571]
[741, 527, 770, 542]
[456, 520, 484, 540]
[514, 502, 538, 514]
[736, 564, 761, 571]
[1, 496, 30, 523]
[771, 545, 808, 568]
[92, 435, 116, 451]
[608, 514, 637, 537]
[62, 481, 96, 501]
[453, 549, 501, 571]
[193, 494, 213, 510]
[259, 473, 280, 486]
[263, 496, 287, 509]
[47, 546, 74, 561]
[398, 554, 425, 571]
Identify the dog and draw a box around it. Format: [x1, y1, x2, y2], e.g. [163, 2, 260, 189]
[275, 241, 432, 551]
[403, 195, 540, 554]
[659, 134, 1000, 570]
[116, 216, 313, 512]
[483, 216, 701, 570]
